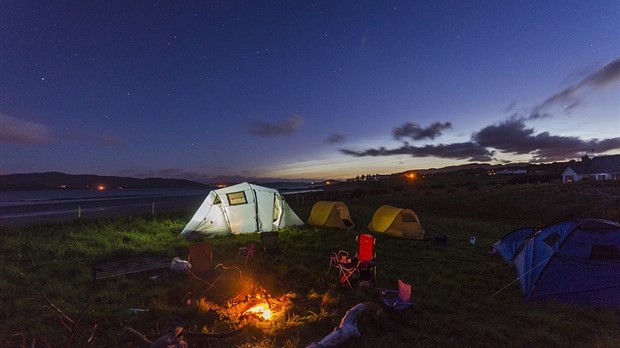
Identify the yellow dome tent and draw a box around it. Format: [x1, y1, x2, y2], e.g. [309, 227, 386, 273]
[307, 201, 355, 229]
[368, 205, 424, 239]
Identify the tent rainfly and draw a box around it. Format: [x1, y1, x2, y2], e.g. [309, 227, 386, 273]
[181, 182, 304, 238]
[493, 219, 620, 305]
[307, 201, 355, 229]
[368, 205, 424, 239]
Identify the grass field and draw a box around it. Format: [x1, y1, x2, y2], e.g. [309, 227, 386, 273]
[1, 179, 619, 347]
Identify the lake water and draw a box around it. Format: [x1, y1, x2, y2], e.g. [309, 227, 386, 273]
[0, 188, 209, 227]
[0, 186, 320, 227]
[0, 188, 209, 207]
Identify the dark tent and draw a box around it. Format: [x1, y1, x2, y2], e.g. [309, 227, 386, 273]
[494, 219, 620, 306]
[493, 227, 536, 263]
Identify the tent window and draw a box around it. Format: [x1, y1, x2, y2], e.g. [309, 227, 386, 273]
[590, 245, 620, 260]
[543, 232, 559, 247]
[401, 213, 418, 223]
[226, 191, 247, 206]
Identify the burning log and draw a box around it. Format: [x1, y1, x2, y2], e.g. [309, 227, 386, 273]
[305, 303, 365, 348]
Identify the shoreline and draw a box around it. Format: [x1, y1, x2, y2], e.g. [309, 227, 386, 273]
[0, 194, 205, 227]
[0, 188, 321, 228]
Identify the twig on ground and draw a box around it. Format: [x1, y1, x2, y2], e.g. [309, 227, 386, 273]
[40, 293, 94, 347]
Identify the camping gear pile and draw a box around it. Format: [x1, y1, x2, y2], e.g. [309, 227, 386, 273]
[174, 183, 620, 345]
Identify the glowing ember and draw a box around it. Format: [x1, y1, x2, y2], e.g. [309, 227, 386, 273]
[244, 303, 272, 320]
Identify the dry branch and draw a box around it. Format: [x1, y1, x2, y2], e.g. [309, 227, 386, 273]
[306, 303, 366, 348]
[40, 294, 93, 348]
[123, 319, 242, 347]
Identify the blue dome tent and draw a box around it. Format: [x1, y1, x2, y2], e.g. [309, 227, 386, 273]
[494, 219, 620, 306]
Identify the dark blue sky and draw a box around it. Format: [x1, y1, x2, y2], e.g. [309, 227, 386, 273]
[1, 1, 619, 183]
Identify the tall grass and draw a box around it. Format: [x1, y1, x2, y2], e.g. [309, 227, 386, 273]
[0, 181, 619, 347]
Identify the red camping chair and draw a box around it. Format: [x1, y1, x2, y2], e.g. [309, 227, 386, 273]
[339, 233, 377, 288]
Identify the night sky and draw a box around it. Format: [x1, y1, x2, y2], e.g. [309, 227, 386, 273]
[1, 1, 619, 183]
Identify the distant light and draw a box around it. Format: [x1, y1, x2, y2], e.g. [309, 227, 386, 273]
[97, 185, 106, 191]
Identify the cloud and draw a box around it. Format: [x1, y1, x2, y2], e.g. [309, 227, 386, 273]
[340, 116, 620, 163]
[250, 114, 305, 137]
[0, 114, 53, 144]
[0, 113, 123, 146]
[473, 117, 620, 161]
[338, 59, 620, 164]
[325, 133, 346, 144]
[61, 131, 123, 146]
[340, 120, 491, 162]
[393, 121, 452, 141]
[531, 57, 620, 117]
[340, 141, 494, 162]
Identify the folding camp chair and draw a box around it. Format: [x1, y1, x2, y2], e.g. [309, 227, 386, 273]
[338, 233, 376, 288]
[328, 250, 350, 272]
[381, 279, 413, 310]
[260, 231, 287, 259]
[187, 242, 214, 276]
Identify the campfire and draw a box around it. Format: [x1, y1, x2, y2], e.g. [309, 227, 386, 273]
[194, 285, 293, 331]
[228, 291, 292, 324]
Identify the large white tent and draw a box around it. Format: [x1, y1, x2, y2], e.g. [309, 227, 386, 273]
[180, 182, 304, 238]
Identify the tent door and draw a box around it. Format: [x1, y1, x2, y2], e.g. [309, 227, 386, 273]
[255, 190, 277, 232]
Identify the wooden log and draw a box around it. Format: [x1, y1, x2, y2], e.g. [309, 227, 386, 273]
[305, 303, 365, 348]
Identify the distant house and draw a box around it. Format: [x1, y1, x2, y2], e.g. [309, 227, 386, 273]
[562, 154, 620, 183]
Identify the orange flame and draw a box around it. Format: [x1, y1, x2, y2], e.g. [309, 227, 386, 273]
[244, 303, 272, 320]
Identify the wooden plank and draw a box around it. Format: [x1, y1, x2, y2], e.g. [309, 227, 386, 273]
[94, 256, 171, 280]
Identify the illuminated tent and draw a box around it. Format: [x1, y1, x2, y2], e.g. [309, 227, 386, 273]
[181, 182, 304, 238]
[368, 205, 424, 239]
[307, 201, 355, 229]
[493, 219, 620, 305]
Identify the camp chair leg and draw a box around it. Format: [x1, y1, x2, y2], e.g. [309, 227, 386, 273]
[236, 243, 256, 266]
[338, 263, 358, 289]
[328, 250, 350, 273]
[339, 270, 355, 288]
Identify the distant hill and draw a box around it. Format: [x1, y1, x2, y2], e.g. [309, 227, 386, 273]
[415, 161, 572, 175]
[0, 172, 209, 190]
